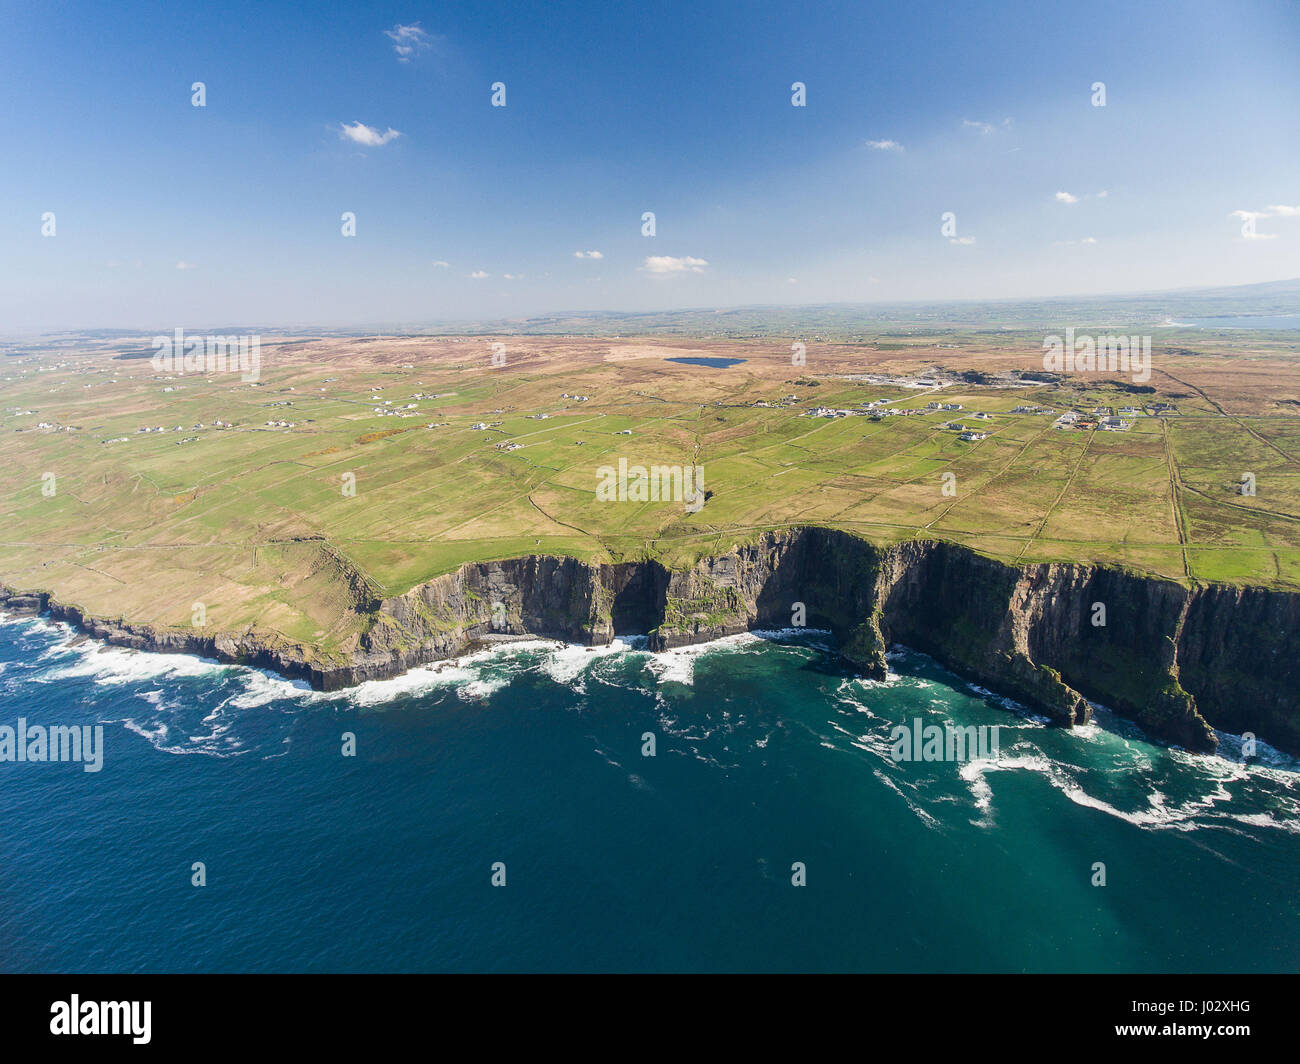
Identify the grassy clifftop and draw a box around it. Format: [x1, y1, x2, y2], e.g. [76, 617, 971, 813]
[2, 330, 1299, 663]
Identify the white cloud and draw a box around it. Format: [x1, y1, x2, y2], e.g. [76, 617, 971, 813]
[1052, 237, 1098, 246]
[469, 270, 488, 279]
[1230, 208, 1280, 237]
[175, 260, 198, 270]
[339, 121, 403, 147]
[574, 250, 604, 259]
[385, 23, 433, 62]
[432, 260, 450, 268]
[962, 118, 1012, 136]
[642, 255, 708, 274]
[503, 273, 522, 280]
[865, 139, 903, 152]
[1082, 236, 1098, 244]
[787, 277, 798, 284]
[1232, 205, 1299, 221]
[1057, 190, 1111, 205]
[949, 236, 976, 245]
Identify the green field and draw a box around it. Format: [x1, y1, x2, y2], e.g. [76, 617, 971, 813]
[3, 330, 1299, 659]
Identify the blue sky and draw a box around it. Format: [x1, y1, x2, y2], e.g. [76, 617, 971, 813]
[2, 0, 1298, 329]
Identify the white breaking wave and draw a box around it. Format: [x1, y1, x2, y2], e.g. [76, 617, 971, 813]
[7, 615, 1299, 844]
[39, 641, 224, 685]
[642, 628, 823, 686]
[538, 637, 645, 686]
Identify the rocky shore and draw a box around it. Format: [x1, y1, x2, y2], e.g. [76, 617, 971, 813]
[4, 528, 1297, 755]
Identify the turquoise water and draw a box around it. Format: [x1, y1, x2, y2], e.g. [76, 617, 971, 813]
[0, 615, 1296, 973]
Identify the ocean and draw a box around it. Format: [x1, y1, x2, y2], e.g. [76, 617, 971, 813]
[1, 614, 1296, 973]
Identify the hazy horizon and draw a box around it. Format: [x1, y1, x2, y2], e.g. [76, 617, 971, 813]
[7, 274, 1296, 339]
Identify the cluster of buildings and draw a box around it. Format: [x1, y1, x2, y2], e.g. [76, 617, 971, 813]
[115, 420, 233, 443]
[751, 394, 803, 409]
[1053, 407, 1140, 431]
[368, 401, 421, 417]
[805, 399, 989, 422]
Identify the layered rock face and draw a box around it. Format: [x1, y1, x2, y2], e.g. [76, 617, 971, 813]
[4, 528, 1296, 755]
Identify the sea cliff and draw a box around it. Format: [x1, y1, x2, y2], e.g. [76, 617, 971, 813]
[4, 528, 1297, 755]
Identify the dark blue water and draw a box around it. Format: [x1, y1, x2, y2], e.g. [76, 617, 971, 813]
[1, 615, 1296, 972]
[665, 356, 747, 367]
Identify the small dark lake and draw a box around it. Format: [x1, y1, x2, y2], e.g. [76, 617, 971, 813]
[665, 356, 747, 368]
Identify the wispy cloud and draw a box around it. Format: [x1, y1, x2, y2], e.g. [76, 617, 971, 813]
[1052, 237, 1098, 246]
[469, 270, 488, 279]
[642, 255, 708, 274]
[865, 139, 904, 152]
[432, 260, 450, 268]
[1230, 205, 1297, 239]
[385, 23, 434, 62]
[175, 260, 198, 270]
[339, 121, 403, 147]
[574, 250, 604, 259]
[1234, 205, 1300, 220]
[963, 118, 1013, 135]
[1055, 190, 1108, 205]
[949, 236, 976, 245]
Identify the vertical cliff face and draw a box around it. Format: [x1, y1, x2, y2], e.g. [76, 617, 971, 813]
[636, 532, 1236, 752]
[633, 531, 1217, 750]
[357, 554, 613, 683]
[4, 527, 1296, 755]
[1177, 585, 1300, 749]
